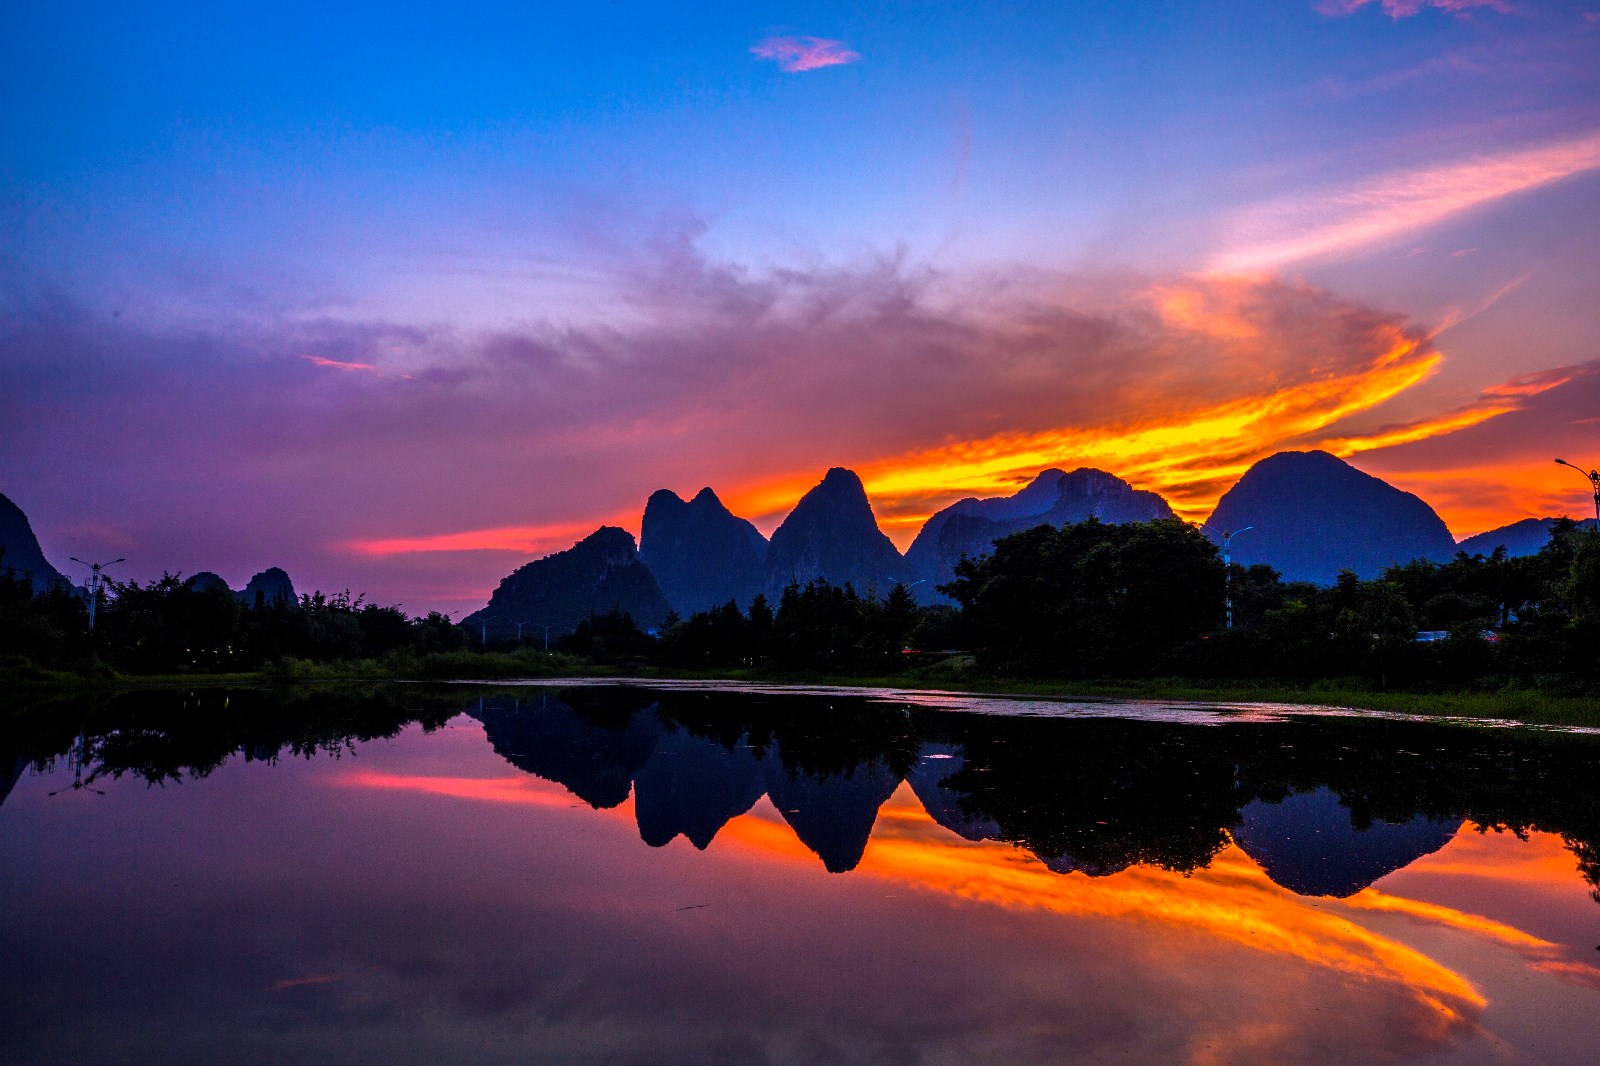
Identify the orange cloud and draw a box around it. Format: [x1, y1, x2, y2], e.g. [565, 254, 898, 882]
[1211, 134, 1600, 273]
[720, 275, 1449, 531]
[751, 36, 860, 73]
[343, 519, 622, 557]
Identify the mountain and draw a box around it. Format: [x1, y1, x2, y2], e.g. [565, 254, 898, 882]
[905, 468, 1175, 602]
[639, 487, 769, 616]
[238, 567, 296, 608]
[184, 571, 231, 594]
[1231, 787, 1460, 898]
[0, 492, 71, 594]
[1457, 517, 1597, 557]
[1204, 451, 1456, 583]
[764, 467, 909, 598]
[465, 526, 673, 639]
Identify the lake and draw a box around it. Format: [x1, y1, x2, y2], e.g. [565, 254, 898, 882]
[3, 681, 1598, 1064]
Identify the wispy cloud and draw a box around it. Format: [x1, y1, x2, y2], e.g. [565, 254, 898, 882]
[1210, 133, 1600, 273]
[751, 36, 860, 73]
[1316, 0, 1510, 18]
[303, 354, 414, 380]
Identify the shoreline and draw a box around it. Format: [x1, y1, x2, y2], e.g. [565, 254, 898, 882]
[7, 660, 1599, 729]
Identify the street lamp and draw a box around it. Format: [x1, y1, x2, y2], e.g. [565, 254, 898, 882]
[1200, 527, 1253, 630]
[1554, 458, 1600, 525]
[69, 557, 124, 631]
[518, 621, 557, 652]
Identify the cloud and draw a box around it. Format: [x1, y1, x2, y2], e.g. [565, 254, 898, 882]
[1354, 360, 1600, 534]
[1316, 0, 1510, 17]
[302, 354, 414, 380]
[1210, 133, 1600, 273]
[751, 36, 861, 73]
[0, 247, 1571, 611]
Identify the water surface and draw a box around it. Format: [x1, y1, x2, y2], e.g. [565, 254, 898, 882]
[3, 684, 1598, 1064]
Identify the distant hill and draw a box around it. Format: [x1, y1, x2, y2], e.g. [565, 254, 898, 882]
[465, 526, 673, 640]
[1457, 517, 1597, 557]
[765, 468, 909, 599]
[238, 567, 297, 608]
[905, 468, 1175, 602]
[640, 486, 768, 616]
[1205, 451, 1456, 583]
[0, 492, 71, 594]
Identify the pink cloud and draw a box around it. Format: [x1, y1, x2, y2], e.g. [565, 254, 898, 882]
[1210, 133, 1600, 273]
[1316, 0, 1510, 17]
[751, 36, 860, 73]
[303, 354, 414, 380]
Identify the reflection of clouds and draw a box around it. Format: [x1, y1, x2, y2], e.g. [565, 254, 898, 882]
[8, 721, 1596, 1065]
[334, 770, 596, 809]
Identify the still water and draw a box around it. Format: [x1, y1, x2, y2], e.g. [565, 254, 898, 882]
[3, 682, 1598, 1065]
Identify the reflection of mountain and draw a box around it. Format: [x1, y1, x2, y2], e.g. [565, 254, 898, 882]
[633, 729, 766, 849]
[0, 755, 26, 807]
[1232, 787, 1460, 898]
[764, 742, 903, 873]
[468, 695, 659, 810]
[19, 683, 1600, 902]
[906, 744, 1001, 843]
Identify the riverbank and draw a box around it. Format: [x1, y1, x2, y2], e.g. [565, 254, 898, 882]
[7, 651, 1600, 728]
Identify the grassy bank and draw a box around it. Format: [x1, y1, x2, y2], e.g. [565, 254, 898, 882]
[7, 652, 1599, 729]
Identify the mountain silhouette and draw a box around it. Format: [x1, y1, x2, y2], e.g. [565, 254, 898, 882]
[238, 567, 296, 608]
[184, 571, 231, 594]
[465, 526, 673, 640]
[632, 727, 767, 849]
[1205, 451, 1456, 583]
[1232, 786, 1460, 898]
[468, 694, 660, 810]
[763, 742, 904, 873]
[905, 744, 1003, 843]
[765, 467, 909, 599]
[0, 492, 70, 594]
[640, 487, 768, 616]
[1457, 517, 1597, 557]
[905, 468, 1174, 602]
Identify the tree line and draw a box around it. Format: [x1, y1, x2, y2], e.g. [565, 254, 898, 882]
[5, 516, 1597, 690]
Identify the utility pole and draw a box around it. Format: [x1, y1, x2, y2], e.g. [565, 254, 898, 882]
[69, 557, 124, 631]
[1200, 528, 1253, 630]
[1554, 458, 1600, 526]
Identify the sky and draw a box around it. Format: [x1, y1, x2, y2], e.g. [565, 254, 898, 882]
[3, 0, 1599, 616]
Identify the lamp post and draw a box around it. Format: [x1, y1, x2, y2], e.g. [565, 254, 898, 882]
[69, 557, 124, 631]
[1200, 527, 1253, 630]
[1554, 458, 1600, 526]
[525, 622, 556, 652]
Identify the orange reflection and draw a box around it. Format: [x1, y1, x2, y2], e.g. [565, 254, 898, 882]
[335, 769, 591, 808]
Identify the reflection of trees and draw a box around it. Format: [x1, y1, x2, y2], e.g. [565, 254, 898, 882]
[7, 684, 1600, 901]
[925, 718, 1239, 874]
[916, 714, 1600, 897]
[1, 686, 463, 794]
